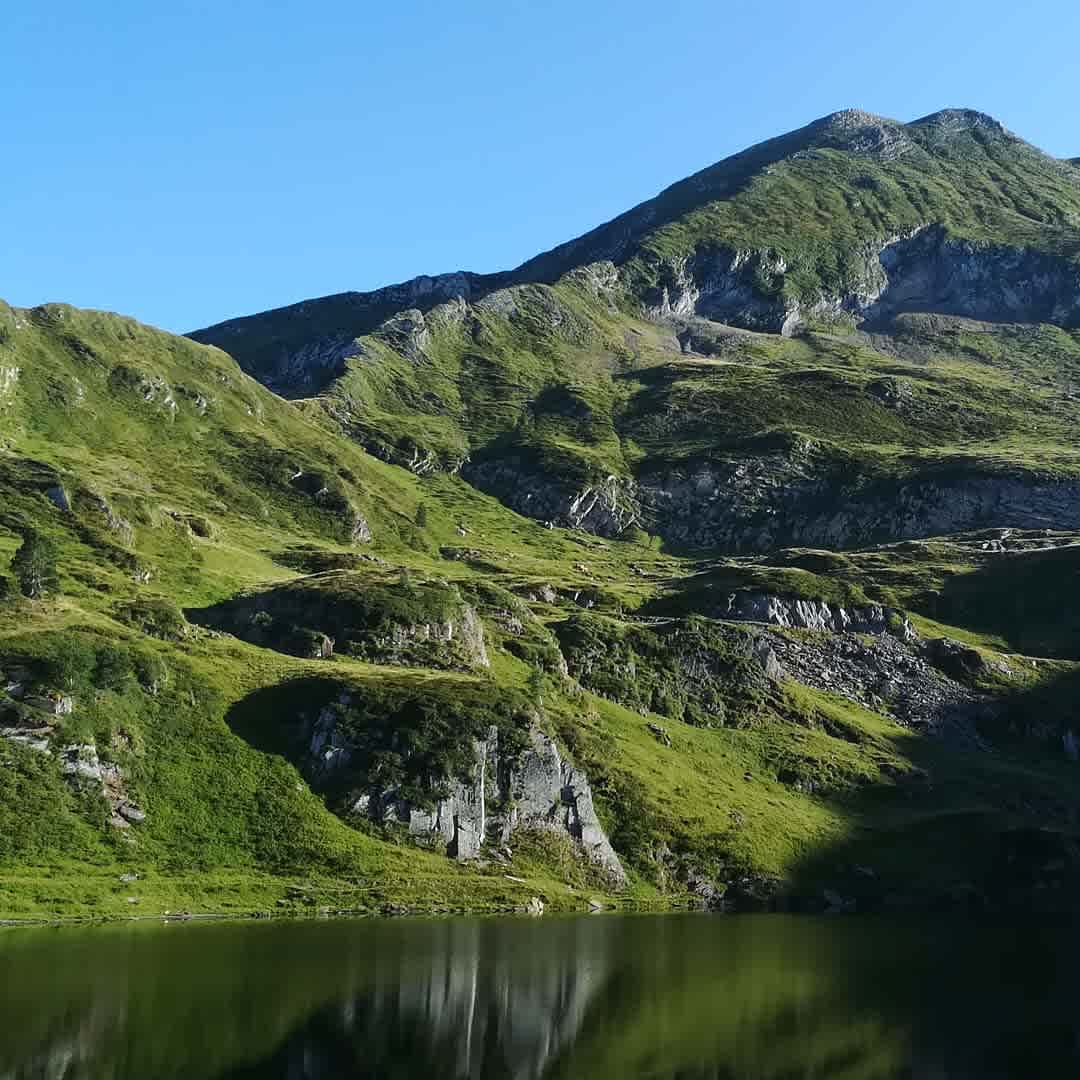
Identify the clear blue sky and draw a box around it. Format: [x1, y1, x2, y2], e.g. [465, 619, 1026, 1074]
[4, 0, 1078, 333]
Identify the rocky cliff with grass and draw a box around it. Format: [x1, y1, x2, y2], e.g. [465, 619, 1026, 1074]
[2, 107, 1080, 918]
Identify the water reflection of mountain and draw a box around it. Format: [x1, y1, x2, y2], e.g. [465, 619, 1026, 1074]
[1, 916, 1080, 1079]
[226, 918, 611, 1080]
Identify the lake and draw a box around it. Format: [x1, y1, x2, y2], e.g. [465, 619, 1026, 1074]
[0, 912, 1075, 1078]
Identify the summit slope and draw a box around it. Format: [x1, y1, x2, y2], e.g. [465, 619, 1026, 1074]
[191, 107, 1080, 393]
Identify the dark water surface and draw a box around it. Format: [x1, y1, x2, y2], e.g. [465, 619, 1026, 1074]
[0, 912, 1075, 1078]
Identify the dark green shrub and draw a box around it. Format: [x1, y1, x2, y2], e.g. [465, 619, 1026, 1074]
[94, 644, 135, 690]
[43, 633, 97, 689]
[11, 529, 59, 599]
[117, 597, 188, 640]
[131, 647, 169, 693]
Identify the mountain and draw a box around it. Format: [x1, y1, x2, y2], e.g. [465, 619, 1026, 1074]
[190, 108, 1080, 552]
[194, 108, 1080, 389]
[3, 108, 1080, 919]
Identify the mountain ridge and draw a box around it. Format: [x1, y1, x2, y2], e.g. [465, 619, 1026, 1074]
[189, 106, 1080, 398]
[192, 107, 1032, 340]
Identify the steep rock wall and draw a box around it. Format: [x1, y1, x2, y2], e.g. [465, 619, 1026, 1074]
[638, 225, 1080, 334]
[721, 592, 916, 640]
[310, 715, 627, 886]
[460, 451, 1080, 552]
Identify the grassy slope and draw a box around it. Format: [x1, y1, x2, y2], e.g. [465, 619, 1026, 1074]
[2, 297, 1080, 919]
[310, 289, 1080, 525]
[5, 113, 1080, 918]
[0, 301, 638, 918]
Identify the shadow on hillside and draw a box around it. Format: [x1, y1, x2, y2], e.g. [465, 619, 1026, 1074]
[924, 544, 1080, 659]
[224, 675, 344, 767]
[777, 663, 1080, 914]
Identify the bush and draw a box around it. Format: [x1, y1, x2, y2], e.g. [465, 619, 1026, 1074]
[11, 529, 59, 599]
[318, 683, 533, 809]
[43, 633, 98, 690]
[131, 647, 169, 693]
[117, 597, 188, 641]
[94, 644, 135, 690]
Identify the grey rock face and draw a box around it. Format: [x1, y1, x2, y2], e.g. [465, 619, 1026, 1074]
[489, 728, 624, 886]
[353, 764, 489, 861]
[460, 443, 1080, 553]
[192, 270, 495, 398]
[350, 513, 373, 544]
[0, 364, 20, 404]
[385, 604, 490, 670]
[0, 724, 51, 753]
[60, 742, 145, 828]
[377, 308, 433, 362]
[307, 701, 354, 780]
[321, 720, 626, 885]
[639, 224, 1080, 336]
[267, 335, 361, 397]
[643, 248, 801, 334]
[864, 226, 1080, 327]
[462, 460, 640, 538]
[635, 461, 1080, 553]
[24, 693, 75, 716]
[85, 491, 135, 546]
[722, 592, 916, 641]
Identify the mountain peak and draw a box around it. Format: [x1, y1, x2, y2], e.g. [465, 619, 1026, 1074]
[815, 108, 896, 132]
[908, 108, 1008, 137]
[800, 109, 911, 159]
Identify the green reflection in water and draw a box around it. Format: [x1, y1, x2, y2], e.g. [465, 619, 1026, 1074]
[0, 914, 1076, 1078]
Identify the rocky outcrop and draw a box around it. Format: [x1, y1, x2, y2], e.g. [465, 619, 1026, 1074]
[190, 271, 503, 398]
[0, 364, 20, 404]
[191, 575, 489, 671]
[635, 460, 1080, 552]
[59, 743, 146, 828]
[381, 604, 489, 669]
[639, 223, 1080, 336]
[84, 490, 135, 546]
[643, 247, 803, 334]
[764, 630, 992, 747]
[721, 592, 916, 641]
[0, 676, 145, 828]
[462, 460, 640, 537]
[461, 440, 1080, 552]
[315, 717, 626, 886]
[863, 226, 1080, 327]
[286, 468, 373, 546]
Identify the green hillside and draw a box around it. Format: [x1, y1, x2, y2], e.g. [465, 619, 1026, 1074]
[4, 109, 1080, 919]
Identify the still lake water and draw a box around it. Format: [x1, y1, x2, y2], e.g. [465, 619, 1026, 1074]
[0, 912, 1075, 1078]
